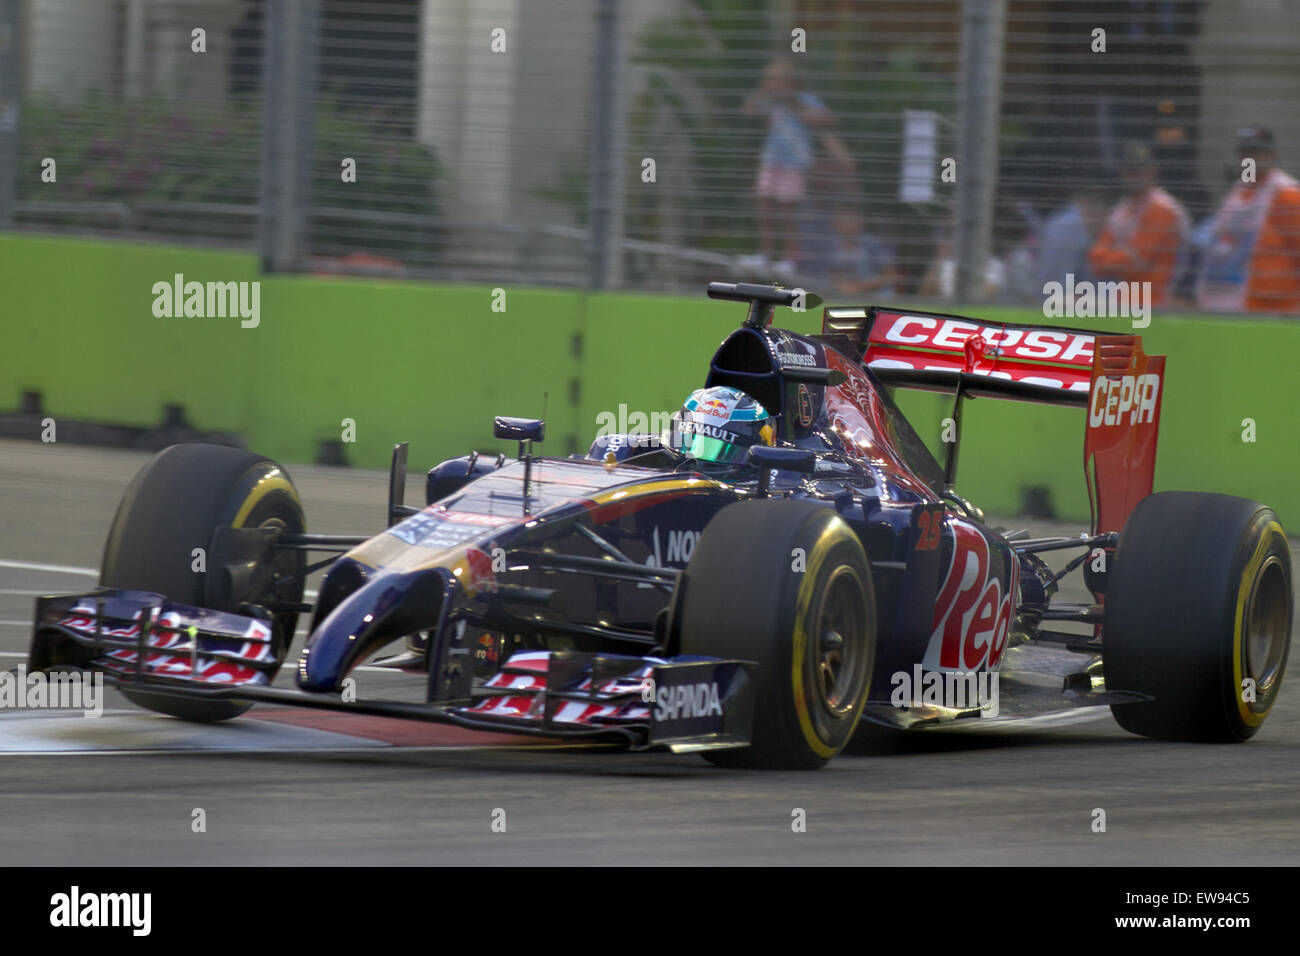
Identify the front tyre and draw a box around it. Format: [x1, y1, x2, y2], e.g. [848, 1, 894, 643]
[1104, 491, 1292, 742]
[677, 500, 876, 769]
[100, 444, 307, 721]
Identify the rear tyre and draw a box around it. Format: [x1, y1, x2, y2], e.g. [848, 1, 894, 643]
[1104, 491, 1292, 741]
[100, 444, 306, 721]
[677, 500, 875, 769]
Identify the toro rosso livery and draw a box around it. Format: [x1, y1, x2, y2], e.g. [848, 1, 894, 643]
[29, 282, 1293, 768]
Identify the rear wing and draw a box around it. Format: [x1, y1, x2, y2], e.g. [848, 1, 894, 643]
[821, 306, 1165, 533]
[824, 306, 1095, 405]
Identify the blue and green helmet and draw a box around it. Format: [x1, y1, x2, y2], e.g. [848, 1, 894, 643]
[667, 386, 774, 465]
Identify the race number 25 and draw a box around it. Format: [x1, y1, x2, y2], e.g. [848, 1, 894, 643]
[913, 503, 944, 552]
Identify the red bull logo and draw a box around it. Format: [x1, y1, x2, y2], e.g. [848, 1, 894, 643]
[476, 632, 500, 666]
[698, 399, 731, 420]
[464, 547, 497, 596]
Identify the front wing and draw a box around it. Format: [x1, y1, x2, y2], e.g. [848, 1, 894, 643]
[29, 589, 756, 753]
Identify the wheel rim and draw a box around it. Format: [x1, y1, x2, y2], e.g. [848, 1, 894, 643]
[244, 512, 305, 659]
[1244, 555, 1288, 694]
[811, 565, 867, 719]
[258, 515, 298, 601]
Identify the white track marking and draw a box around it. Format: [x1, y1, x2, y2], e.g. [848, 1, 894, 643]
[0, 742, 604, 757]
[0, 561, 317, 600]
[0, 559, 97, 576]
[0, 709, 604, 756]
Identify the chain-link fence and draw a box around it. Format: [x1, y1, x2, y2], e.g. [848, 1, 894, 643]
[5, 0, 1300, 312]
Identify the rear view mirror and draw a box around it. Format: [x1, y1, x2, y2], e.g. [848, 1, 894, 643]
[749, 446, 817, 498]
[493, 417, 545, 442]
[748, 446, 817, 473]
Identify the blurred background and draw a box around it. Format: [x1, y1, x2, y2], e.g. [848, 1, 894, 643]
[2, 0, 1298, 525]
[4, 0, 1297, 307]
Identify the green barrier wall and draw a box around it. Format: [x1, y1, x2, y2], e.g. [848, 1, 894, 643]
[4, 234, 1297, 528]
[2, 235, 582, 471]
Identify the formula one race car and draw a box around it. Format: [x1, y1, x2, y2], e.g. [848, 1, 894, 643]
[29, 282, 1293, 768]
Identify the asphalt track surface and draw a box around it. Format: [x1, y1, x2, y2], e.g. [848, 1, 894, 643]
[1, 439, 1297, 865]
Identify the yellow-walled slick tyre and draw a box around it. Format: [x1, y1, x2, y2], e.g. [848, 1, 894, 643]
[1104, 491, 1292, 742]
[678, 499, 875, 769]
[99, 443, 307, 722]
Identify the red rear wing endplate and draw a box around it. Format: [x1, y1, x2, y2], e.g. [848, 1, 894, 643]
[1083, 335, 1164, 534]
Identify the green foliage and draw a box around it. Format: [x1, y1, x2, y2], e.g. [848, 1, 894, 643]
[310, 93, 438, 215]
[621, 2, 965, 260]
[18, 92, 261, 204]
[17, 92, 439, 260]
[627, 0, 775, 254]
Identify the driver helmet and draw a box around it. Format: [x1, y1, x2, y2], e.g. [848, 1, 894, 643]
[667, 386, 774, 464]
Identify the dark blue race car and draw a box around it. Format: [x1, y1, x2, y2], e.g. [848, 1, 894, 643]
[29, 283, 1293, 768]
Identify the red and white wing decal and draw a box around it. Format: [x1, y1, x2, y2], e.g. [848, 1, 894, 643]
[851, 308, 1097, 403]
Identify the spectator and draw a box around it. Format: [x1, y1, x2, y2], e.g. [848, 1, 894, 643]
[827, 209, 900, 298]
[793, 131, 860, 281]
[1089, 143, 1189, 306]
[1196, 127, 1300, 313]
[999, 231, 1039, 305]
[917, 220, 1006, 302]
[1036, 181, 1109, 291]
[739, 58, 834, 277]
[995, 200, 1042, 305]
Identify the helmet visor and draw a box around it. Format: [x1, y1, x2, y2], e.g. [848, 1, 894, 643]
[675, 430, 750, 464]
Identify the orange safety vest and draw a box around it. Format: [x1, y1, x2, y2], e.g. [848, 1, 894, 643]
[1089, 188, 1189, 306]
[1245, 175, 1300, 313]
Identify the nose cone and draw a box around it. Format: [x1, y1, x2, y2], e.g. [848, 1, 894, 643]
[296, 568, 449, 691]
